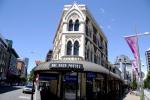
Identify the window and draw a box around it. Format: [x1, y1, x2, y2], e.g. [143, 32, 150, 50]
[87, 48, 90, 61]
[67, 41, 72, 55]
[74, 20, 79, 31]
[68, 20, 73, 31]
[74, 41, 79, 55]
[94, 55, 97, 63]
[91, 51, 93, 62]
[86, 18, 89, 36]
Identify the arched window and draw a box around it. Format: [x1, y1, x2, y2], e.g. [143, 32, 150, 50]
[74, 19, 79, 31]
[68, 20, 73, 31]
[87, 48, 90, 61]
[74, 41, 79, 55]
[67, 41, 72, 55]
[91, 50, 93, 62]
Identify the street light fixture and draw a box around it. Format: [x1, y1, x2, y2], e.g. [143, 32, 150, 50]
[124, 32, 150, 37]
[143, 32, 150, 35]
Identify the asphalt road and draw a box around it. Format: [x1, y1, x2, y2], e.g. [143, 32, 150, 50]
[0, 86, 31, 100]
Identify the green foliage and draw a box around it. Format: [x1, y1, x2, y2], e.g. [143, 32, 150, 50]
[29, 68, 35, 81]
[20, 76, 27, 82]
[131, 80, 137, 90]
[140, 91, 144, 100]
[144, 70, 150, 89]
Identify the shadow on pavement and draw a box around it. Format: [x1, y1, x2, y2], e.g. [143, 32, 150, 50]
[0, 86, 21, 94]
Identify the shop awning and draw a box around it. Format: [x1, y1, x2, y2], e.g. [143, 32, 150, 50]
[34, 60, 122, 80]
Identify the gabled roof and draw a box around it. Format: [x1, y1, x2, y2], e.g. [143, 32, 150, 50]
[53, 3, 86, 44]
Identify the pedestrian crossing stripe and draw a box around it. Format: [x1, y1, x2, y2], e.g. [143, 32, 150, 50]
[19, 96, 30, 99]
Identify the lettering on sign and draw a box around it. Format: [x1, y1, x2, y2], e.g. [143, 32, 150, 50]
[50, 63, 84, 71]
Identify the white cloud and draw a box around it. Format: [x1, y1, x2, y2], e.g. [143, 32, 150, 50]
[100, 25, 104, 29]
[111, 18, 115, 22]
[100, 8, 105, 13]
[107, 25, 112, 29]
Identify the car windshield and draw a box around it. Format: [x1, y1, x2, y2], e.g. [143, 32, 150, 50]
[26, 85, 33, 88]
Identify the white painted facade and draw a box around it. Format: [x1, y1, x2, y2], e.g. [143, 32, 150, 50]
[52, 3, 108, 68]
[115, 55, 134, 84]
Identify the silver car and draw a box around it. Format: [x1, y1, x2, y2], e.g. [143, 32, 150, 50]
[22, 85, 34, 94]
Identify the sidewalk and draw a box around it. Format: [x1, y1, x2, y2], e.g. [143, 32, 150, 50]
[123, 92, 140, 100]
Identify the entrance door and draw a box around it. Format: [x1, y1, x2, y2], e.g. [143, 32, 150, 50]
[39, 73, 59, 100]
[63, 72, 78, 100]
[86, 72, 96, 100]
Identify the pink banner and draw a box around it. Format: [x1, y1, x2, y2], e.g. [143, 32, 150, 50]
[131, 60, 139, 78]
[125, 36, 138, 60]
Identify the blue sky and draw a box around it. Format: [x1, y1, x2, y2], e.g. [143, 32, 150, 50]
[0, 0, 150, 75]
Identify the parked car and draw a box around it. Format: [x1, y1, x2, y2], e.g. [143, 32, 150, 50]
[22, 84, 34, 94]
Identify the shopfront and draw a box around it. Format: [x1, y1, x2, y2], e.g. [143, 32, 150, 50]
[34, 60, 123, 100]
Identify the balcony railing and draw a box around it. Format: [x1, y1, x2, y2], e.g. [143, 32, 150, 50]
[61, 55, 83, 61]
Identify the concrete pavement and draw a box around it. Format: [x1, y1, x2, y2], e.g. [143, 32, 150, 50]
[0, 86, 31, 100]
[123, 92, 140, 100]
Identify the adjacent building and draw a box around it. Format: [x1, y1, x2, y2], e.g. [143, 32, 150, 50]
[45, 49, 53, 62]
[146, 48, 150, 72]
[16, 58, 29, 78]
[0, 33, 10, 83]
[24, 58, 29, 78]
[114, 55, 134, 85]
[34, 3, 123, 100]
[16, 58, 25, 77]
[7, 47, 19, 83]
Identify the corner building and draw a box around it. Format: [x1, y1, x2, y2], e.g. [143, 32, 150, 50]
[35, 3, 123, 100]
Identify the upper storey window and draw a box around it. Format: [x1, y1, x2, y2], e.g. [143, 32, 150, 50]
[68, 20, 73, 31]
[67, 41, 72, 55]
[74, 20, 79, 31]
[68, 19, 79, 31]
[74, 41, 79, 55]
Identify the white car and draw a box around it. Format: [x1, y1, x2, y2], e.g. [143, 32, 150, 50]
[22, 85, 34, 94]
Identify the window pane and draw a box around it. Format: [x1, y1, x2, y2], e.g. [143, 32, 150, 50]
[74, 20, 79, 31]
[68, 20, 73, 31]
[67, 41, 72, 55]
[74, 41, 79, 55]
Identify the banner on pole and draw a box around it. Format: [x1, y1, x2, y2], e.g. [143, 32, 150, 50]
[125, 36, 138, 60]
[131, 60, 139, 78]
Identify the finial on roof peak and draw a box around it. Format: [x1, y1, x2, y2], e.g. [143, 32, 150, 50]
[73, 0, 77, 3]
[73, 0, 78, 5]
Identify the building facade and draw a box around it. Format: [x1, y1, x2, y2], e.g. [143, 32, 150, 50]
[0, 33, 10, 83]
[34, 3, 123, 100]
[146, 48, 150, 72]
[7, 47, 19, 84]
[114, 55, 134, 85]
[46, 50, 53, 62]
[24, 58, 29, 78]
[52, 3, 108, 66]
[16, 58, 25, 77]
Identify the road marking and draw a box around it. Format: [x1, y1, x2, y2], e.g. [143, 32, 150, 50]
[19, 96, 30, 99]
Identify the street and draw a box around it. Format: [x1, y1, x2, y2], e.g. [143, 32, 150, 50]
[0, 86, 31, 100]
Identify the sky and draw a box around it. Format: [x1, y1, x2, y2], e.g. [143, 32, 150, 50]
[0, 0, 150, 76]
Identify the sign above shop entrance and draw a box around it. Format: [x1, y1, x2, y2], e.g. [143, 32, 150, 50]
[50, 63, 84, 71]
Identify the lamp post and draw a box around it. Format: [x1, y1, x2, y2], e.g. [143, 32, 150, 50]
[124, 32, 150, 96]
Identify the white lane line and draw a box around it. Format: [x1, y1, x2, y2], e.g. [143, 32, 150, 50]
[19, 96, 30, 99]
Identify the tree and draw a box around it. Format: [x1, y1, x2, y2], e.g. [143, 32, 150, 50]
[131, 80, 137, 90]
[144, 70, 150, 89]
[29, 68, 35, 81]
